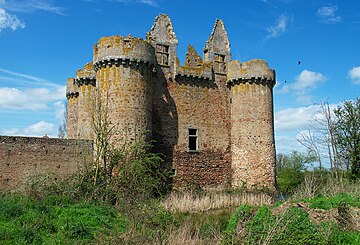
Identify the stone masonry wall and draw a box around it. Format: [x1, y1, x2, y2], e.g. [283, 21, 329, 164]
[0, 136, 93, 192]
[166, 76, 232, 190]
[230, 82, 276, 190]
[94, 36, 155, 147]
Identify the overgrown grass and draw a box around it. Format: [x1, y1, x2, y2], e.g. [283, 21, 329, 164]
[0, 194, 126, 244]
[304, 192, 360, 210]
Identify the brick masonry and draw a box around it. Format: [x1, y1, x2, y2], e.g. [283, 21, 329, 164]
[0, 136, 93, 192]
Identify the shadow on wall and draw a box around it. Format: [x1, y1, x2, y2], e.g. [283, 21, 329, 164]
[152, 67, 179, 185]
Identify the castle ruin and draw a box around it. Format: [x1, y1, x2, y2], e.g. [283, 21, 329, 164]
[66, 14, 276, 190]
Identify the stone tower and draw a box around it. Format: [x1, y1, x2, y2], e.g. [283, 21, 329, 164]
[227, 60, 276, 189]
[66, 14, 276, 191]
[93, 36, 155, 147]
[74, 63, 96, 140]
[66, 78, 78, 139]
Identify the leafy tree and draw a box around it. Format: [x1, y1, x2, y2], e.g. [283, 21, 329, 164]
[276, 151, 317, 195]
[333, 97, 360, 179]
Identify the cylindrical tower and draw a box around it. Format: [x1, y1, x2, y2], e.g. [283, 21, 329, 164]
[227, 59, 276, 190]
[75, 62, 96, 140]
[66, 78, 79, 139]
[93, 35, 156, 148]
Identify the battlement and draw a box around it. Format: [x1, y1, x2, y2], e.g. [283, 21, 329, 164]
[93, 35, 156, 70]
[65, 78, 79, 99]
[75, 62, 96, 87]
[227, 59, 275, 87]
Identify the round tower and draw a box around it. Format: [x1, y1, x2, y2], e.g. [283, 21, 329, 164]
[66, 78, 79, 139]
[75, 62, 96, 140]
[93, 35, 156, 147]
[227, 59, 276, 190]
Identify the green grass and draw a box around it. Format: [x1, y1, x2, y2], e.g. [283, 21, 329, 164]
[222, 194, 360, 245]
[1, 191, 359, 244]
[0, 194, 127, 244]
[304, 192, 360, 210]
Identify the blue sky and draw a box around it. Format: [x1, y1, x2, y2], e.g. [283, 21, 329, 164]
[0, 0, 359, 156]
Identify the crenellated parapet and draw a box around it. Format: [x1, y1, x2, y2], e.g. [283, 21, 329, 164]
[75, 62, 96, 87]
[66, 78, 79, 99]
[227, 59, 275, 87]
[93, 35, 156, 71]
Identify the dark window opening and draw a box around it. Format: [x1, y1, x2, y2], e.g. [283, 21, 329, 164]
[156, 44, 169, 66]
[188, 128, 198, 151]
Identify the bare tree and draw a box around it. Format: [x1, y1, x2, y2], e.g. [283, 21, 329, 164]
[297, 101, 343, 178]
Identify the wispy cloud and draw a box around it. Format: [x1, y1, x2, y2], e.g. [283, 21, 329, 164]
[0, 0, 65, 15]
[348, 66, 360, 85]
[0, 68, 65, 111]
[317, 5, 341, 24]
[266, 14, 292, 39]
[276, 70, 326, 104]
[111, 0, 158, 7]
[0, 68, 60, 87]
[0, 8, 25, 31]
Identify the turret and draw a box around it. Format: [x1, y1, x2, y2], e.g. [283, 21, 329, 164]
[227, 59, 276, 190]
[75, 62, 96, 140]
[146, 14, 178, 75]
[93, 35, 156, 147]
[66, 78, 79, 139]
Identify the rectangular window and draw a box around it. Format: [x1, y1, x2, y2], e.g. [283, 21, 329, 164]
[188, 128, 198, 152]
[156, 44, 169, 66]
[214, 53, 226, 74]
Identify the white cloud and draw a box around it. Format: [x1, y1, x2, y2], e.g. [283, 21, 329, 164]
[348, 66, 360, 85]
[23, 121, 54, 135]
[54, 101, 66, 121]
[266, 14, 291, 39]
[275, 135, 304, 154]
[275, 105, 323, 132]
[275, 70, 326, 104]
[0, 86, 65, 110]
[0, 67, 65, 110]
[317, 5, 341, 23]
[1, 0, 65, 15]
[0, 8, 25, 31]
[1, 121, 54, 137]
[292, 70, 326, 93]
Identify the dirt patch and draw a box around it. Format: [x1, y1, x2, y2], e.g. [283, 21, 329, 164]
[272, 202, 360, 231]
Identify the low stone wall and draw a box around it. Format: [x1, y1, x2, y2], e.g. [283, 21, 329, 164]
[0, 136, 93, 192]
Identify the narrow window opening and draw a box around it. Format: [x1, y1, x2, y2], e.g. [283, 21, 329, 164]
[188, 128, 198, 152]
[214, 53, 226, 74]
[156, 44, 170, 66]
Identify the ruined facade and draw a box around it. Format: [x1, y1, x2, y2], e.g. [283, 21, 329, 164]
[66, 14, 276, 190]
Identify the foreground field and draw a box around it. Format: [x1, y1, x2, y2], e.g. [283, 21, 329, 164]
[0, 191, 359, 244]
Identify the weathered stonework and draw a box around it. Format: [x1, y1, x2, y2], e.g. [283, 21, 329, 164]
[66, 14, 276, 191]
[0, 136, 92, 192]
